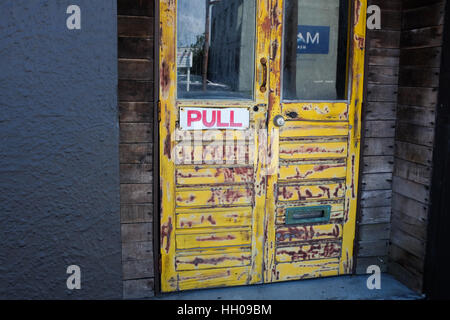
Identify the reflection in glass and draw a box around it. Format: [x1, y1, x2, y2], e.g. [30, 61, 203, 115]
[177, 0, 256, 100]
[283, 0, 350, 101]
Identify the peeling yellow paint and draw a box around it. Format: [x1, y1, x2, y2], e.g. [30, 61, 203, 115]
[159, 0, 367, 292]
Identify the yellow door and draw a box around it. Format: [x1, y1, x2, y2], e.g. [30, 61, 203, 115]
[159, 0, 367, 292]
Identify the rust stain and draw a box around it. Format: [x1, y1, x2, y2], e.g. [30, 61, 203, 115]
[258, 175, 266, 197]
[206, 188, 250, 205]
[196, 234, 236, 242]
[280, 185, 341, 201]
[304, 189, 313, 198]
[299, 104, 330, 115]
[354, 99, 360, 148]
[287, 124, 348, 131]
[280, 146, 345, 156]
[179, 220, 193, 228]
[176, 167, 253, 183]
[345, 206, 349, 223]
[351, 155, 355, 198]
[277, 226, 315, 242]
[354, 0, 361, 26]
[333, 183, 342, 197]
[238, 270, 247, 281]
[159, 22, 163, 47]
[271, 40, 279, 62]
[314, 163, 345, 172]
[281, 186, 294, 200]
[161, 217, 173, 253]
[342, 250, 352, 274]
[163, 106, 171, 159]
[179, 270, 231, 282]
[354, 34, 365, 50]
[261, 14, 271, 36]
[277, 242, 341, 261]
[285, 163, 345, 180]
[161, 60, 170, 96]
[318, 186, 331, 199]
[271, 0, 281, 31]
[176, 194, 196, 204]
[276, 225, 341, 242]
[268, 93, 276, 122]
[223, 167, 253, 182]
[206, 215, 216, 225]
[225, 213, 240, 219]
[177, 255, 251, 267]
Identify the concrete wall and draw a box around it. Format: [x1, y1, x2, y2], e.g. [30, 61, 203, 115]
[0, 0, 122, 299]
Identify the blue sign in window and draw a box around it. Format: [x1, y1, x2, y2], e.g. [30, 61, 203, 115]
[297, 25, 330, 54]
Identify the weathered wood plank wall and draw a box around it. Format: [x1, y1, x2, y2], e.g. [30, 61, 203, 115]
[355, 0, 401, 274]
[118, 0, 156, 299]
[389, 0, 446, 292]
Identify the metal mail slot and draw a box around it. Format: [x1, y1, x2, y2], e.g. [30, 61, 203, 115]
[285, 205, 331, 225]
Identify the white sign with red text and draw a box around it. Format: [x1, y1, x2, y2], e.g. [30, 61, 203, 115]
[180, 107, 250, 130]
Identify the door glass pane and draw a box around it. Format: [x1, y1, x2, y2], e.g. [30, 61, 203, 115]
[282, 0, 350, 101]
[177, 0, 256, 100]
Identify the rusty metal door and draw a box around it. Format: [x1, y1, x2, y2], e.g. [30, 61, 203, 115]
[159, 0, 367, 292]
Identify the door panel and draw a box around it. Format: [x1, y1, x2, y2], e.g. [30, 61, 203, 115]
[175, 249, 252, 271]
[278, 162, 347, 181]
[275, 259, 340, 282]
[276, 241, 342, 262]
[159, 0, 367, 292]
[176, 207, 253, 229]
[281, 102, 349, 121]
[279, 140, 349, 160]
[175, 228, 252, 249]
[176, 266, 251, 291]
[277, 182, 346, 202]
[279, 122, 349, 137]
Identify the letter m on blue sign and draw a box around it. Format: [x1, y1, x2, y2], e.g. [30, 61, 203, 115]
[297, 25, 330, 54]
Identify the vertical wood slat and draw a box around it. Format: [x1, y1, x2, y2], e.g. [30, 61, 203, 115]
[356, 1, 402, 274]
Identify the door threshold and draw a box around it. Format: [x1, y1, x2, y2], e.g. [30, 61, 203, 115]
[151, 274, 423, 300]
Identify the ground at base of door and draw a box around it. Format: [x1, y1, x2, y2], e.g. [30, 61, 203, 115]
[151, 274, 424, 300]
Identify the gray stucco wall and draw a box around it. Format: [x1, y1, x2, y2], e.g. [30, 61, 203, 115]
[0, 1, 122, 299]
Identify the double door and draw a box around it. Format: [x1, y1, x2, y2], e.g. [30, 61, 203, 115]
[159, 0, 367, 292]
